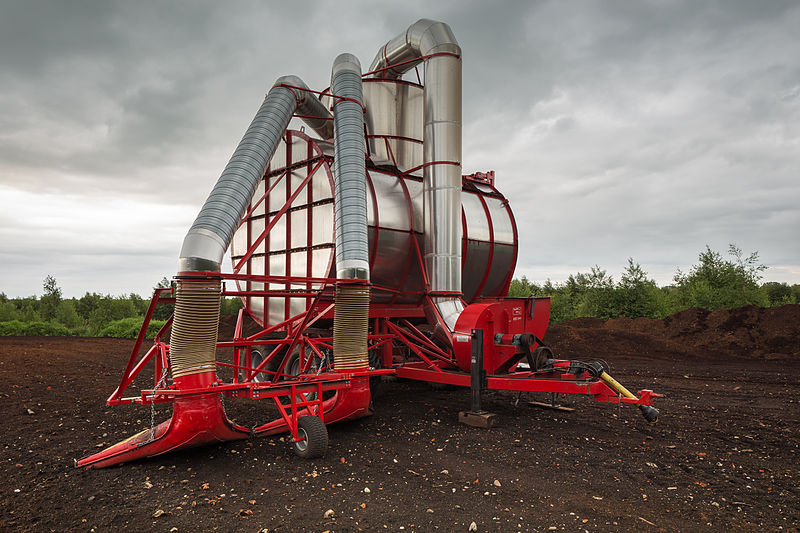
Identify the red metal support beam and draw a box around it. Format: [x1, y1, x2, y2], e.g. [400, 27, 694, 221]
[233, 159, 325, 273]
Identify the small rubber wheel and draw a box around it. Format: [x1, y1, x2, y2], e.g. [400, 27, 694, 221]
[292, 416, 328, 459]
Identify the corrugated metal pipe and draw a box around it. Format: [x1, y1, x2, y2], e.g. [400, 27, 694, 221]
[330, 53, 370, 371]
[171, 76, 333, 382]
[368, 19, 464, 338]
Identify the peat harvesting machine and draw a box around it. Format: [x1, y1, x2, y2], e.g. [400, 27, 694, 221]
[78, 19, 661, 468]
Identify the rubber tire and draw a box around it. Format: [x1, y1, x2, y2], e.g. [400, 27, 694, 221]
[250, 346, 288, 383]
[250, 349, 268, 383]
[282, 352, 336, 401]
[292, 415, 328, 459]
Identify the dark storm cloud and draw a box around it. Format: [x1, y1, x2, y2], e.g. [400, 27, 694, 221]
[0, 1, 313, 198]
[1, 0, 798, 296]
[466, 0, 800, 280]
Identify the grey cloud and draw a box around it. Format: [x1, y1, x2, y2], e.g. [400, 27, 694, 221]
[1, 1, 798, 296]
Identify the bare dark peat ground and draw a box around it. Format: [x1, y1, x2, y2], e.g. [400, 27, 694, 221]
[1, 305, 798, 532]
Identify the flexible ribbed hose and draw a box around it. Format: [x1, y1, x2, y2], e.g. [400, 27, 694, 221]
[169, 280, 221, 379]
[333, 284, 370, 370]
[330, 53, 370, 371]
[179, 76, 333, 273]
[180, 85, 296, 272]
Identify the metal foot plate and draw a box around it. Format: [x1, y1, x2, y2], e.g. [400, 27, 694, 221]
[458, 411, 498, 428]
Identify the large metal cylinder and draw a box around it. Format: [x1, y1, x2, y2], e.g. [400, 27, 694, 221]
[362, 79, 423, 175]
[231, 132, 517, 327]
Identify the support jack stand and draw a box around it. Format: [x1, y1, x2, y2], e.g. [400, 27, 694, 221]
[459, 410, 497, 428]
[459, 329, 497, 428]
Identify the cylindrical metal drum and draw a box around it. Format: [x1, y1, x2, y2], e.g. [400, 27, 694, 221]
[231, 82, 517, 327]
[230, 130, 517, 327]
[361, 79, 423, 175]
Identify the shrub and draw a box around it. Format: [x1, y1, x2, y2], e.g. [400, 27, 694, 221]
[0, 320, 73, 336]
[673, 245, 768, 310]
[617, 259, 670, 319]
[0, 301, 19, 322]
[762, 282, 795, 305]
[98, 317, 168, 339]
[39, 275, 62, 321]
[221, 296, 244, 316]
[55, 300, 83, 329]
[548, 291, 578, 323]
[503, 248, 774, 323]
[76, 292, 102, 321]
[566, 266, 620, 320]
[508, 276, 541, 297]
[87, 297, 140, 335]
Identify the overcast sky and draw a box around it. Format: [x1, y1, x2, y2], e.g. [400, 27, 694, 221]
[1, 0, 798, 298]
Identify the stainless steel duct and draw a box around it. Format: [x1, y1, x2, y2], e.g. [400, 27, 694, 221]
[330, 53, 370, 371]
[172, 76, 333, 380]
[331, 54, 369, 281]
[369, 19, 464, 336]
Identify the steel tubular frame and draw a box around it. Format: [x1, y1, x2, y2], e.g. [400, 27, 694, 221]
[97, 236, 658, 469]
[114, 276, 656, 405]
[217, 149, 657, 406]
[101, 59, 659, 462]
[80, 25, 664, 472]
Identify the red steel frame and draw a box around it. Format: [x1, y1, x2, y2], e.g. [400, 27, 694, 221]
[105, 263, 659, 437]
[97, 128, 660, 456]
[81, 71, 660, 468]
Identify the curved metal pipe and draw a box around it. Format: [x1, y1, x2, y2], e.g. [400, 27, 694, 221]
[179, 76, 332, 274]
[368, 19, 459, 79]
[369, 19, 464, 337]
[292, 77, 335, 141]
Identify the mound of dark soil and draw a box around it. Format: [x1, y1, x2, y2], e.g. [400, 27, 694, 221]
[217, 312, 264, 339]
[548, 304, 800, 362]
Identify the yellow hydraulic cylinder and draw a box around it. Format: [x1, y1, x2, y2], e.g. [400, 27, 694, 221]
[599, 371, 636, 399]
[598, 371, 659, 424]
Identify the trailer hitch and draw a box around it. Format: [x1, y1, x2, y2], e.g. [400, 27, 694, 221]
[588, 361, 660, 424]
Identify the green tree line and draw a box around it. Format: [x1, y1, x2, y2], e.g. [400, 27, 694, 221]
[2, 244, 797, 336]
[509, 244, 799, 323]
[0, 276, 243, 338]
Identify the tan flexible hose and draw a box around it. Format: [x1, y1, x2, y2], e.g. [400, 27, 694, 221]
[169, 279, 221, 379]
[333, 284, 370, 371]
